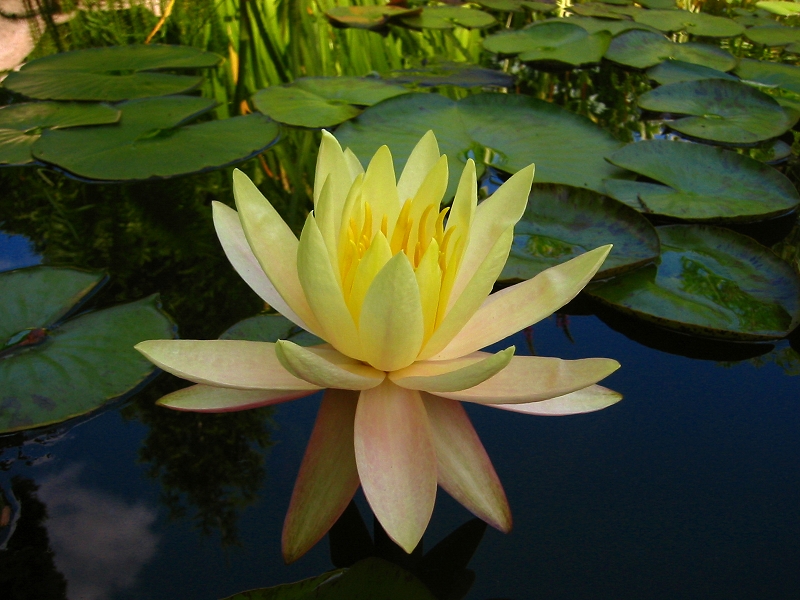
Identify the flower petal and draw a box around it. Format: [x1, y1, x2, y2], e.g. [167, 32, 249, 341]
[422, 393, 511, 532]
[390, 347, 515, 393]
[431, 354, 620, 404]
[315, 130, 355, 214]
[359, 252, 425, 372]
[492, 384, 622, 415]
[361, 145, 400, 235]
[156, 384, 314, 412]
[275, 340, 385, 390]
[397, 130, 441, 203]
[297, 213, 363, 359]
[434, 245, 612, 359]
[135, 340, 320, 391]
[449, 164, 535, 308]
[283, 389, 360, 564]
[233, 169, 322, 334]
[447, 158, 477, 236]
[354, 381, 437, 553]
[343, 147, 365, 181]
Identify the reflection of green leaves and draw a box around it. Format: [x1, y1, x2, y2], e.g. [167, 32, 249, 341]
[252, 78, 408, 128]
[632, 9, 745, 37]
[483, 21, 610, 66]
[605, 30, 738, 70]
[589, 225, 800, 340]
[638, 79, 798, 144]
[400, 6, 496, 30]
[32, 96, 280, 181]
[336, 92, 627, 196]
[501, 184, 659, 282]
[604, 139, 800, 222]
[0, 267, 174, 433]
[2, 44, 221, 101]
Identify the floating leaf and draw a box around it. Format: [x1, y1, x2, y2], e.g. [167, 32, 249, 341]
[2, 44, 221, 101]
[744, 25, 800, 46]
[646, 59, 738, 85]
[0, 102, 120, 166]
[220, 313, 322, 347]
[400, 6, 496, 29]
[252, 77, 409, 128]
[735, 57, 800, 94]
[483, 21, 610, 66]
[638, 0, 676, 7]
[637, 79, 798, 144]
[32, 96, 280, 181]
[335, 92, 628, 196]
[0, 267, 174, 434]
[605, 30, 738, 70]
[604, 139, 800, 222]
[588, 225, 800, 340]
[632, 9, 745, 37]
[567, 2, 631, 19]
[756, 1, 800, 16]
[500, 184, 659, 282]
[385, 63, 514, 88]
[475, 0, 556, 12]
[325, 5, 420, 30]
[563, 15, 659, 35]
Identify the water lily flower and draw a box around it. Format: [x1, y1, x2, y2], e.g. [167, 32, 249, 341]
[135, 131, 621, 563]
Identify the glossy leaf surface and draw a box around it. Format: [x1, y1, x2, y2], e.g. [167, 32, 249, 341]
[605, 30, 737, 70]
[483, 21, 611, 66]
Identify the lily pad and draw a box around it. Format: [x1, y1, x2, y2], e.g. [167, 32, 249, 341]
[744, 25, 800, 46]
[500, 184, 660, 282]
[325, 5, 420, 30]
[563, 16, 659, 36]
[2, 44, 221, 101]
[220, 313, 322, 347]
[588, 225, 800, 340]
[632, 9, 745, 37]
[605, 30, 738, 70]
[476, 0, 557, 12]
[32, 96, 280, 181]
[0, 102, 120, 166]
[756, 1, 800, 16]
[335, 92, 628, 196]
[567, 3, 631, 19]
[646, 59, 739, 85]
[604, 139, 800, 222]
[0, 266, 175, 434]
[400, 6, 496, 29]
[735, 57, 800, 94]
[385, 63, 514, 88]
[637, 79, 798, 144]
[252, 77, 409, 128]
[638, 0, 676, 7]
[483, 21, 611, 66]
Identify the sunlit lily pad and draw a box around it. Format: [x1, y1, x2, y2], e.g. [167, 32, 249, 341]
[476, 0, 557, 12]
[646, 59, 738, 85]
[588, 225, 800, 340]
[632, 9, 745, 37]
[605, 30, 738, 70]
[2, 44, 221, 101]
[0, 102, 120, 166]
[483, 21, 611, 66]
[325, 5, 420, 30]
[637, 79, 798, 144]
[638, 0, 676, 7]
[604, 139, 800, 222]
[335, 92, 628, 196]
[735, 58, 800, 94]
[563, 15, 658, 35]
[0, 266, 175, 434]
[567, 3, 631, 19]
[744, 25, 800, 45]
[32, 96, 280, 181]
[251, 77, 409, 128]
[500, 184, 659, 282]
[400, 6, 496, 29]
[756, 1, 800, 16]
[385, 63, 514, 88]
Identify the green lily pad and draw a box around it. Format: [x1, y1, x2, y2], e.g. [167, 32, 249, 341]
[0, 266, 175, 434]
[220, 313, 322, 347]
[400, 6, 496, 29]
[786, 41, 800, 52]
[734, 13, 781, 27]
[2, 44, 221, 101]
[744, 25, 800, 45]
[32, 96, 280, 181]
[632, 9, 745, 37]
[476, 0, 558, 12]
[604, 139, 800, 222]
[483, 21, 611, 66]
[567, 3, 631, 19]
[335, 92, 628, 196]
[735, 57, 800, 94]
[605, 30, 738, 70]
[563, 15, 659, 35]
[588, 225, 800, 340]
[638, 0, 676, 7]
[646, 59, 739, 85]
[756, 1, 800, 16]
[325, 5, 420, 30]
[252, 77, 409, 128]
[0, 102, 120, 166]
[637, 79, 798, 144]
[500, 184, 660, 282]
[385, 63, 514, 88]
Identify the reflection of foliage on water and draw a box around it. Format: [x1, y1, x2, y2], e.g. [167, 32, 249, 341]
[679, 256, 790, 331]
[0, 476, 68, 600]
[122, 383, 275, 546]
[735, 345, 800, 377]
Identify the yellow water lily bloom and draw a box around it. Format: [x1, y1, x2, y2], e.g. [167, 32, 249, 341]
[135, 131, 621, 563]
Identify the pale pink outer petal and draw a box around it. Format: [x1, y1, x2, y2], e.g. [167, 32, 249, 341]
[282, 389, 361, 564]
[432, 354, 620, 404]
[157, 384, 315, 413]
[422, 393, 512, 533]
[354, 381, 437, 553]
[134, 340, 321, 391]
[212, 201, 311, 331]
[492, 384, 622, 415]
